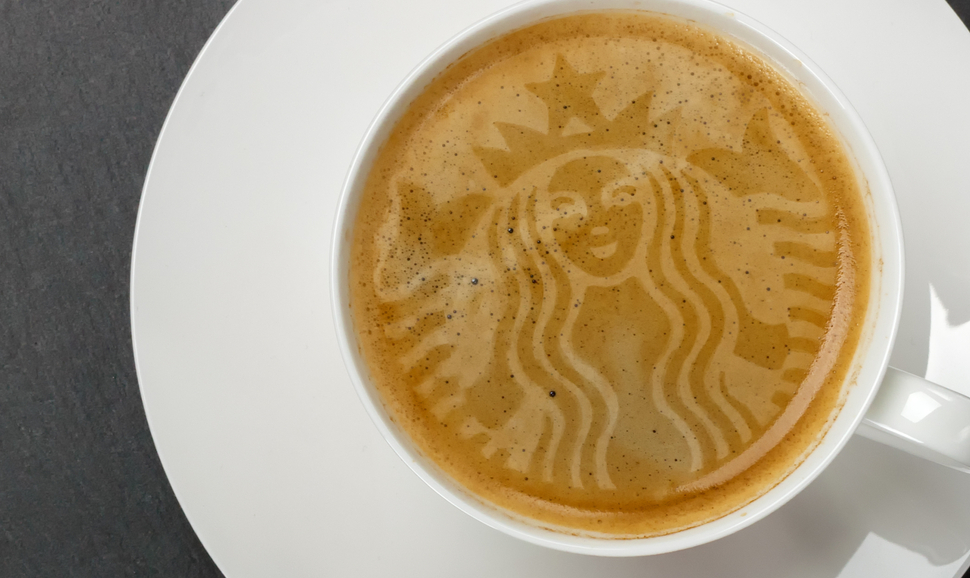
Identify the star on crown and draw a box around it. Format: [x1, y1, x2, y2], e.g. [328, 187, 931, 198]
[474, 55, 680, 187]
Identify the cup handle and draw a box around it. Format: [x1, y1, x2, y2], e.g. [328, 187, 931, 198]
[855, 366, 970, 472]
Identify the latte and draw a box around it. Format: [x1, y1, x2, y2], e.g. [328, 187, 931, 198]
[348, 11, 870, 536]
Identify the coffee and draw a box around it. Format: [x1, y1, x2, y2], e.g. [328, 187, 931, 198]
[349, 11, 870, 536]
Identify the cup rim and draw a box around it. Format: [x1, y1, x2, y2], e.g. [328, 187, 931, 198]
[330, 0, 904, 556]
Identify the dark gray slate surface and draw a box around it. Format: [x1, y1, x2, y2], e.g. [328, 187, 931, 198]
[0, 1, 967, 576]
[1, 1, 234, 576]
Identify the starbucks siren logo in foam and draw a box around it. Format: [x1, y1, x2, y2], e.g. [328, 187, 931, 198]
[351, 12, 868, 535]
[371, 53, 843, 492]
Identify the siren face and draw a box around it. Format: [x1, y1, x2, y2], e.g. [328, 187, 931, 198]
[348, 12, 872, 537]
[543, 155, 643, 276]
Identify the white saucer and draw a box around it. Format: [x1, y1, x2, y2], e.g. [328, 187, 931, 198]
[130, 0, 970, 575]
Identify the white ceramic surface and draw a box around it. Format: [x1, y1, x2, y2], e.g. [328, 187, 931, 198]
[858, 367, 970, 472]
[131, 0, 970, 575]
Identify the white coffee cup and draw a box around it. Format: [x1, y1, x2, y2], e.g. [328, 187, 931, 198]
[331, 0, 970, 556]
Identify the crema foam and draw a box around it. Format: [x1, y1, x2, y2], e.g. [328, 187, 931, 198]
[349, 11, 871, 536]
